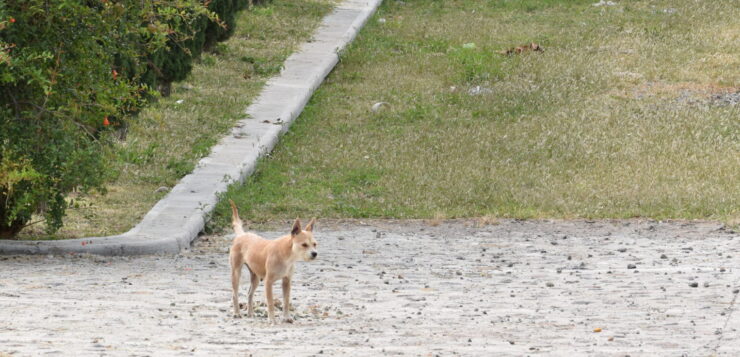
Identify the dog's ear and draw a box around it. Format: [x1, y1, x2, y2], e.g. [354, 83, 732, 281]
[291, 218, 302, 236]
[305, 218, 316, 232]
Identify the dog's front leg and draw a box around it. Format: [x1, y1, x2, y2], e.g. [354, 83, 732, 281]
[282, 277, 293, 323]
[264, 277, 277, 324]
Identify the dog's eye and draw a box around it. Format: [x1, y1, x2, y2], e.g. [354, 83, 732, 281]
[302, 243, 309, 248]
[313, 243, 317, 247]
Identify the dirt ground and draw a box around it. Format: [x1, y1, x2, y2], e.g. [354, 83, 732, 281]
[1, 219, 739, 356]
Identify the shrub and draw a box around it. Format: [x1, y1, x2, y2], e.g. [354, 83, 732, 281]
[0, 0, 220, 238]
[204, 0, 240, 51]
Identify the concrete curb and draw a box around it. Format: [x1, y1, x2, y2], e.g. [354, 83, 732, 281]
[0, 0, 383, 256]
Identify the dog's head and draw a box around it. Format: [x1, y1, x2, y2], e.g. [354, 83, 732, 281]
[290, 218, 318, 261]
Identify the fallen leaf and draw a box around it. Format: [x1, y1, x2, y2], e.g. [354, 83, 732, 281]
[500, 42, 544, 56]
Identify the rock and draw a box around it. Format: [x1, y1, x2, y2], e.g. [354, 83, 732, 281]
[370, 102, 390, 113]
[689, 282, 699, 288]
[593, 0, 616, 6]
[712, 91, 740, 106]
[468, 86, 492, 96]
[627, 264, 637, 269]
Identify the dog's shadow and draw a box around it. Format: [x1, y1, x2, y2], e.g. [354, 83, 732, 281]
[234, 300, 340, 323]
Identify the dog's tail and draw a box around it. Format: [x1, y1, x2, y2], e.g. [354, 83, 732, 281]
[229, 199, 245, 236]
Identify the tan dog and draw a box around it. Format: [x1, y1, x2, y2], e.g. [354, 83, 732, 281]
[228, 200, 318, 323]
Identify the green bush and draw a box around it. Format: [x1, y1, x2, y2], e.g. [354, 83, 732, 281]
[0, 0, 233, 238]
[147, 0, 262, 97]
[204, 0, 240, 52]
[140, 0, 253, 96]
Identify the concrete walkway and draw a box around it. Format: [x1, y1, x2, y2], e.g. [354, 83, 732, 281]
[1, 220, 738, 355]
[0, 0, 382, 256]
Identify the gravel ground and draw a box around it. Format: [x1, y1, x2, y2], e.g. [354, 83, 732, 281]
[1, 219, 739, 356]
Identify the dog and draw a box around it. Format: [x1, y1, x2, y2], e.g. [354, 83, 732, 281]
[228, 200, 318, 324]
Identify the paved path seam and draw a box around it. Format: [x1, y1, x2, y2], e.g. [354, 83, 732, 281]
[0, 0, 383, 256]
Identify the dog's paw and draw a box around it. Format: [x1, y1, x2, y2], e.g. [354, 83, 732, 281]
[283, 316, 294, 324]
[233, 313, 242, 319]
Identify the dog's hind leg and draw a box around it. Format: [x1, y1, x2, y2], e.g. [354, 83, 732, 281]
[247, 270, 259, 318]
[230, 250, 243, 318]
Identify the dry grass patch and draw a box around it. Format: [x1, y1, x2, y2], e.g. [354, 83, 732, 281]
[18, 0, 335, 240]
[211, 0, 738, 229]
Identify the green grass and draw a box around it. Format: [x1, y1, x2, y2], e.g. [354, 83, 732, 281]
[17, 0, 336, 239]
[211, 0, 740, 230]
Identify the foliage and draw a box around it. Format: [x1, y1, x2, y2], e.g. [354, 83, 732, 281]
[0, 0, 246, 238]
[17, 0, 332, 240]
